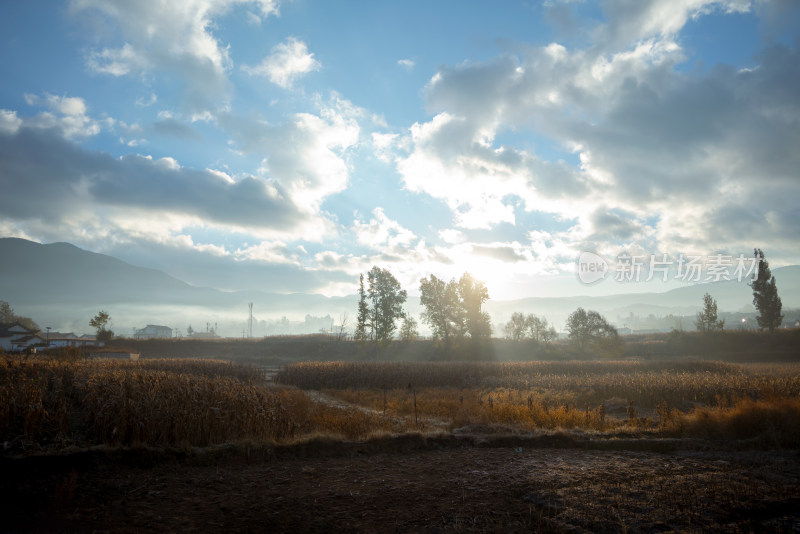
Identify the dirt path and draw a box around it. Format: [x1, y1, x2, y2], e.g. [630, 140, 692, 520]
[266, 366, 450, 430]
[3, 445, 799, 533]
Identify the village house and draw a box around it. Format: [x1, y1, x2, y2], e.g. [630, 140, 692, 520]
[47, 332, 100, 348]
[1, 322, 103, 352]
[0, 322, 44, 352]
[133, 324, 173, 339]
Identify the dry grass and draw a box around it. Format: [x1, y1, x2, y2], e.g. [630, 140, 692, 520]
[5, 355, 800, 451]
[0, 355, 415, 449]
[0, 355, 290, 447]
[673, 397, 800, 446]
[280, 360, 800, 442]
[277, 360, 800, 407]
[328, 387, 610, 431]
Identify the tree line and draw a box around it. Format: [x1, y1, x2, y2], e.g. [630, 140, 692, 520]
[353, 249, 786, 359]
[354, 267, 492, 356]
[352, 265, 623, 358]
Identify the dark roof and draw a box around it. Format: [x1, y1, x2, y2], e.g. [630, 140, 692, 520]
[0, 322, 36, 337]
[48, 332, 78, 339]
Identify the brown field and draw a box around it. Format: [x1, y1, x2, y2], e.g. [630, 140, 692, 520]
[2, 352, 800, 532]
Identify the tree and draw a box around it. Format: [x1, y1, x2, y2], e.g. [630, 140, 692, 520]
[90, 310, 114, 343]
[503, 312, 528, 341]
[751, 248, 783, 333]
[355, 274, 370, 343]
[419, 275, 462, 345]
[0, 299, 40, 331]
[420, 272, 492, 348]
[355, 267, 407, 353]
[565, 307, 620, 355]
[0, 300, 12, 324]
[527, 314, 558, 344]
[336, 312, 349, 341]
[399, 314, 419, 342]
[695, 293, 725, 332]
[457, 273, 492, 341]
[504, 312, 557, 344]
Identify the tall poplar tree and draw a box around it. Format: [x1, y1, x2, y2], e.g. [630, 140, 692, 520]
[751, 248, 783, 333]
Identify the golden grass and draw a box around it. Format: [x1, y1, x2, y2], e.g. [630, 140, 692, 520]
[0, 355, 290, 446]
[5, 355, 800, 450]
[281, 360, 800, 441]
[278, 360, 800, 409]
[328, 387, 610, 431]
[673, 397, 800, 446]
[0, 354, 421, 448]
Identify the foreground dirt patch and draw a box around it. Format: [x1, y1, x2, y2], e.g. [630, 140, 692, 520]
[3, 444, 800, 533]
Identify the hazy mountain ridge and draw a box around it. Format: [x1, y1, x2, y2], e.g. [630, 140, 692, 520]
[1, 238, 798, 336]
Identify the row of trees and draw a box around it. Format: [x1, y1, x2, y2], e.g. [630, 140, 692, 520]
[503, 312, 557, 344]
[354, 247, 786, 358]
[354, 267, 492, 353]
[352, 266, 622, 357]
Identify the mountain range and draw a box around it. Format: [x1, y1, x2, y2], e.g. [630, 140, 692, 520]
[1, 237, 798, 336]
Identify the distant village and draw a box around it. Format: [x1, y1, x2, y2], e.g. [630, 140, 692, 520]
[0, 322, 99, 353]
[0, 321, 219, 353]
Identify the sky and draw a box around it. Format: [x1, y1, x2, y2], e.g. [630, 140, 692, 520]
[1, 0, 799, 303]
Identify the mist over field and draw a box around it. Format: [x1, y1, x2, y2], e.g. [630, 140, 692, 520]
[3, 238, 799, 337]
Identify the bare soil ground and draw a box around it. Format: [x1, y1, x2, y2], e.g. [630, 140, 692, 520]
[3, 440, 800, 533]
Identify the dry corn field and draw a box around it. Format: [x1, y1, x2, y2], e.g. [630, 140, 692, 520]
[0, 355, 414, 450]
[4, 355, 800, 451]
[276, 360, 800, 444]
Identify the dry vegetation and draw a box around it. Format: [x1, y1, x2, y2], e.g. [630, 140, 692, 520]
[4, 353, 800, 453]
[276, 360, 800, 445]
[0, 353, 414, 451]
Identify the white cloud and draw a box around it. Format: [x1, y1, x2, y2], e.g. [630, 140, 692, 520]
[72, 0, 282, 110]
[221, 96, 360, 212]
[87, 42, 149, 76]
[393, 1, 800, 262]
[22, 93, 102, 137]
[135, 93, 158, 107]
[242, 37, 321, 89]
[234, 241, 300, 264]
[0, 110, 22, 135]
[353, 208, 417, 250]
[438, 229, 466, 244]
[600, 0, 752, 49]
[396, 112, 585, 229]
[371, 132, 399, 163]
[397, 58, 415, 70]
